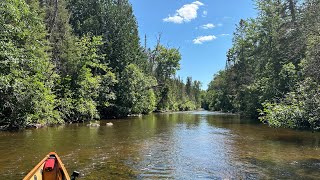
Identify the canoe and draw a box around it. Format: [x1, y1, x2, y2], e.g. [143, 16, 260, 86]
[23, 152, 71, 180]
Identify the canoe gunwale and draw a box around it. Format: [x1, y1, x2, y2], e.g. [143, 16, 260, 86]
[23, 152, 70, 180]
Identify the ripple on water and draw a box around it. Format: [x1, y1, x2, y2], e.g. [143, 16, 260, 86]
[0, 111, 319, 179]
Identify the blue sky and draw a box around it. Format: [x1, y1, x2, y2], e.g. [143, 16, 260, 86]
[129, 0, 257, 89]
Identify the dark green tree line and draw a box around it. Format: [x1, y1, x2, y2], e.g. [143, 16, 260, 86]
[0, 0, 61, 129]
[0, 0, 203, 129]
[204, 0, 320, 130]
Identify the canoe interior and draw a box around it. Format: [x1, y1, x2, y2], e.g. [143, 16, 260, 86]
[23, 152, 70, 180]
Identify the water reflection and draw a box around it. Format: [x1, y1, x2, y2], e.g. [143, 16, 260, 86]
[0, 111, 319, 179]
[205, 113, 320, 179]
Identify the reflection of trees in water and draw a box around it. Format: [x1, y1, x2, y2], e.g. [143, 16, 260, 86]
[242, 157, 320, 179]
[205, 114, 241, 129]
[204, 113, 320, 179]
[138, 112, 203, 130]
[1, 112, 319, 179]
[159, 112, 202, 127]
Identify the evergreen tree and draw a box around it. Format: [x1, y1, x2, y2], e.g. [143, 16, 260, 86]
[186, 77, 192, 99]
[56, 35, 116, 122]
[0, 0, 61, 129]
[205, 0, 320, 130]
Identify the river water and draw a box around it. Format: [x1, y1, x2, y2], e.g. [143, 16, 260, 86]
[0, 111, 319, 179]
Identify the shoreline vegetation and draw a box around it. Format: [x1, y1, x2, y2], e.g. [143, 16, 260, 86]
[1, 0, 319, 131]
[202, 0, 320, 131]
[0, 109, 208, 131]
[0, 0, 203, 130]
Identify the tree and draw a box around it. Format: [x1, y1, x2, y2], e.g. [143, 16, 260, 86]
[41, 0, 75, 74]
[68, 0, 150, 117]
[0, 0, 61, 129]
[303, 0, 320, 82]
[193, 80, 202, 108]
[259, 0, 320, 130]
[205, 71, 234, 112]
[112, 64, 157, 116]
[155, 46, 181, 84]
[204, 0, 319, 130]
[260, 78, 320, 131]
[186, 77, 192, 99]
[56, 35, 116, 122]
[68, 0, 142, 73]
[154, 46, 181, 110]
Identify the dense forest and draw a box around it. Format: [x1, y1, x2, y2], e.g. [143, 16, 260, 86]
[1, 0, 319, 131]
[203, 0, 320, 131]
[0, 0, 203, 129]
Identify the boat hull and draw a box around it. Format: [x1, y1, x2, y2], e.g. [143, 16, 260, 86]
[23, 152, 70, 180]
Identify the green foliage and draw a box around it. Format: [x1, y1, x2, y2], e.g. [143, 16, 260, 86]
[303, 0, 320, 82]
[178, 100, 196, 111]
[155, 46, 181, 83]
[68, 0, 159, 118]
[204, 0, 320, 130]
[114, 64, 157, 116]
[279, 62, 298, 92]
[0, 0, 202, 129]
[152, 45, 184, 111]
[67, 0, 201, 116]
[56, 35, 116, 122]
[41, 0, 74, 70]
[205, 71, 234, 112]
[68, 0, 142, 73]
[260, 78, 320, 130]
[0, 0, 61, 129]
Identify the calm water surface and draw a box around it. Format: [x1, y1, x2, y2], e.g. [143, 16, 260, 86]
[0, 111, 319, 179]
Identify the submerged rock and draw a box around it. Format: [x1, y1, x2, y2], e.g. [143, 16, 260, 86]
[106, 122, 113, 126]
[27, 123, 45, 129]
[128, 114, 142, 117]
[87, 123, 100, 127]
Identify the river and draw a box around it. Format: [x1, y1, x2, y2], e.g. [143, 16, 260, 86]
[0, 111, 319, 179]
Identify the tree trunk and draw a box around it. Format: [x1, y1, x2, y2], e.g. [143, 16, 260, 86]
[288, 0, 297, 24]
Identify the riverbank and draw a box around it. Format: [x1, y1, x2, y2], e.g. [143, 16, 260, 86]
[0, 108, 205, 131]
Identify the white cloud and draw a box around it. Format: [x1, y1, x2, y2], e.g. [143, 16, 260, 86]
[202, 10, 208, 17]
[193, 35, 217, 44]
[163, 1, 204, 24]
[217, 23, 223, 27]
[163, 16, 184, 24]
[220, 34, 230, 36]
[201, 23, 215, 29]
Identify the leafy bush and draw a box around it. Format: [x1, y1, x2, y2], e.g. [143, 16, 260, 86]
[260, 78, 320, 131]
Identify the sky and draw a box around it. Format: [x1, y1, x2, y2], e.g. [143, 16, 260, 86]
[129, 0, 257, 89]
